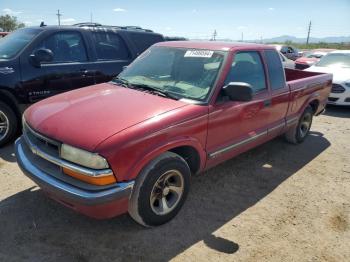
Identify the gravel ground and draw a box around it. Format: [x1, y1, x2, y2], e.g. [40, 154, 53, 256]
[0, 106, 349, 262]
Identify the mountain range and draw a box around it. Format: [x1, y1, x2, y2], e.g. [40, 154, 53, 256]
[259, 35, 350, 43]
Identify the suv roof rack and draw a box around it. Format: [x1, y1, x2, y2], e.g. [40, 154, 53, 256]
[73, 22, 153, 32]
[73, 22, 102, 27]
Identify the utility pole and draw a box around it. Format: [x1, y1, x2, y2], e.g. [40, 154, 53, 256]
[90, 12, 93, 23]
[306, 21, 312, 45]
[56, 9, 62, 26]
[212, 30, 217, 41]
[241, 32, 244, 42]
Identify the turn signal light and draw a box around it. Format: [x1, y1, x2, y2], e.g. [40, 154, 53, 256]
[62, 167, 117, 186]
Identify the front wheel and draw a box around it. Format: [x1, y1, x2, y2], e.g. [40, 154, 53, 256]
[0, 102, 18, 147]
[128, 152, 191, 227]
[285, 106, 313, 144]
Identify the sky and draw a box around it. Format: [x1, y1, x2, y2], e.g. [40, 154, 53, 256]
[1, 0, 349, 40]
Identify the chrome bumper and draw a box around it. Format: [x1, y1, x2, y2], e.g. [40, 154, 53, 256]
[15, 137, 134, 205]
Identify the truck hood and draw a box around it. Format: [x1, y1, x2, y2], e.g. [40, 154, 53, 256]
[24, 83, 188, 151]
[305, 65, 350, 83]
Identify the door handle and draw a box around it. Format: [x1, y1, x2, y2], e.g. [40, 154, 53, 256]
[263, 99, 272, 107]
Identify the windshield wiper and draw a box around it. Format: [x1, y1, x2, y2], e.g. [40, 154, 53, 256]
[131, 83, 180, 100]
[112, 77, 133, 88]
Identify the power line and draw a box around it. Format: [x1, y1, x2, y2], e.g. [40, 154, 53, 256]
[56, 9, 62, 26]
[306, 20, 312, 45]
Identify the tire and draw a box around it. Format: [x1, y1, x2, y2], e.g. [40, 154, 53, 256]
[128, 152, 191, 227]
[285, 106, 313, 144]
[0, 102, 18, 147]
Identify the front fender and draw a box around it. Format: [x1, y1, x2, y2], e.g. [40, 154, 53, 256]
[125, 137, 207, 181]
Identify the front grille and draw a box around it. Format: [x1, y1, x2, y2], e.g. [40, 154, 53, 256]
[328, 97, 339, 102]
[23, 122, 61, 158]
[295, 63, 310, 70]
[331, 84, 345, 93]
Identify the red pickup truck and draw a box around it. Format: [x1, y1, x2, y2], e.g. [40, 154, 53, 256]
[15, 41, 332, 227]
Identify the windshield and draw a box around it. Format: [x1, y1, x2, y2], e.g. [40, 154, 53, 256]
[0, 28, 41, 59]
[116, 46, 226, 101]
[315, 53, 350, 68]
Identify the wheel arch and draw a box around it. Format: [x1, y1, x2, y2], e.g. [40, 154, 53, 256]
[0, 89, 21, 120]
[126, 138, 206, 181]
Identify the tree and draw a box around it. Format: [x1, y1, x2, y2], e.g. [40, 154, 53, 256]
[0, 15, 25, 32]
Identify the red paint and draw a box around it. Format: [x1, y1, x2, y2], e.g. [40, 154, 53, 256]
[24, 42, 332, 218]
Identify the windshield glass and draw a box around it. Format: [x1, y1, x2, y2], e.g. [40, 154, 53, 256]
[117, 46, 226, 101]
[0, 28, 41, 59]
[315, 53, 350, 68]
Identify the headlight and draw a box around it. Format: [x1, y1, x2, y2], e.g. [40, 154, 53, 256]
[61, 144, 109, 169]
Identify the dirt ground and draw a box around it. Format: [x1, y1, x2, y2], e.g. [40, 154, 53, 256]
[0, 106, 349, 262]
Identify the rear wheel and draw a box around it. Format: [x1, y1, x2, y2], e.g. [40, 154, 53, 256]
[128, 152, 191, 227]
[0, 102, 18, 147]
[285, 106, 313, 144]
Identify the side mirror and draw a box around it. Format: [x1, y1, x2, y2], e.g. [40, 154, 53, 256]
[222, 82, 253, 101]
[29, 48, 53, 67]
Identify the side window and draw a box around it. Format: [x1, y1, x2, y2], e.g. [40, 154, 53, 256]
[265, 50, 286, 90]
[38, 32, 87, 63]
[128, 32, 164, 54]
[225, 51, 267, 93]
[92, 32, 130, 60]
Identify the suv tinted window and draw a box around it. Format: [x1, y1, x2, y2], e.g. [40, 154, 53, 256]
[92, 32, 130, 60]
[265, 50, 285, 90]
[38, 31, 87, 63]
[128, 32, 164, 54]
[225, 51, 266, 93]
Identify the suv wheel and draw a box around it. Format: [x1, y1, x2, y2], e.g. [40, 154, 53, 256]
[285, 106, 313, 144]
[128, 152, 191, 227]
[0, 102, 18, 147]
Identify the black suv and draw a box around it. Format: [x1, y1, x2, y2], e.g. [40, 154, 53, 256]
[0, 23, 165, 146]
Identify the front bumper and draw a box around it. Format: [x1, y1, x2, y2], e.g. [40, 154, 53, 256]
[15, 137, 134, 218]
[327, 88, 350, 106]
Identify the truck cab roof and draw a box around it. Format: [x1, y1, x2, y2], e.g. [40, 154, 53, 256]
[155, 41, 276, 51]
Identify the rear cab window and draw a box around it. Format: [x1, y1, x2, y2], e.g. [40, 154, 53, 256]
[264, 50, 286, 90]
[225, 51, 267, 93]
[91, 31, 131, 60]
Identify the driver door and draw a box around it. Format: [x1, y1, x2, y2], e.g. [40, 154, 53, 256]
[206, 51, 272, 167]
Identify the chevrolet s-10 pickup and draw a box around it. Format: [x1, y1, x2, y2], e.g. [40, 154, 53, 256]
[15, 41, 332, 226]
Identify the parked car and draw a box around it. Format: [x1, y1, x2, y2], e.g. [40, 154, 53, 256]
[279, 52, 295, 69]
[271, 44, 300, 60]
[0, 23, 165, 146]
[295, 51, 328, 70]
[0, 32, 9, 38]
[15, 42, 332, 226]
[305, 50, 350, 106]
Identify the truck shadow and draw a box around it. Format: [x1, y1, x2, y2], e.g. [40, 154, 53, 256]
[324, 105, 350, 118]
[0, 132, 330, 261]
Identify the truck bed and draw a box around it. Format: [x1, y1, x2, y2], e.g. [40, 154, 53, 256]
[285, 68, 332, 117]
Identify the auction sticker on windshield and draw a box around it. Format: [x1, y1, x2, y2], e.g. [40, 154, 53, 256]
[184, 50, 214, 58]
